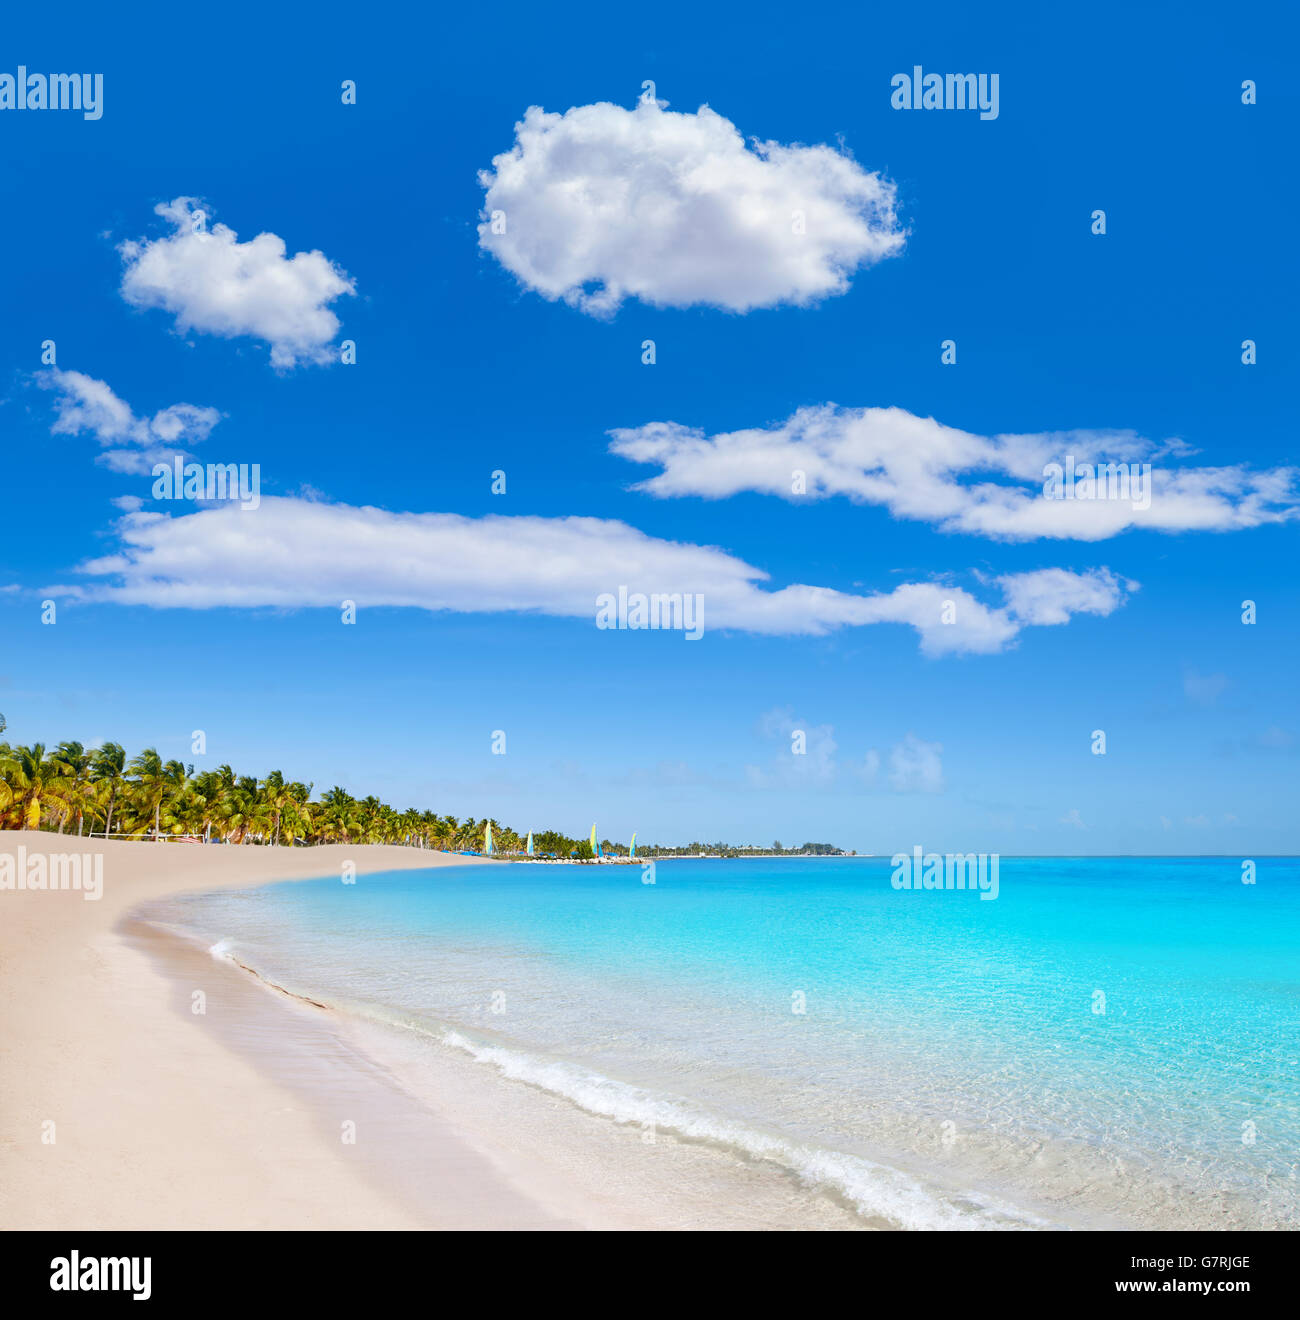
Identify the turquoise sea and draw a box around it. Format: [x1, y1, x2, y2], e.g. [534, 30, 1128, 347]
[147, 856, 1300, 1229]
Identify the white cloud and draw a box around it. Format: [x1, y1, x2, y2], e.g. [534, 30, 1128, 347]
[41, 369, 219, 474]
[1060, 808, 1087, 829]
[609, 404, 1299, 541]
[478, 100, 904, 316]
[887, 733, 944, 793]
[120, 198, 355, 368]
[62, 497, 1131, 656]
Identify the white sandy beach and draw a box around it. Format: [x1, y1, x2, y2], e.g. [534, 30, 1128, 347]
[0, 831, 866, 1231]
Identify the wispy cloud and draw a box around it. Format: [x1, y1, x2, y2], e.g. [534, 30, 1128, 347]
[886, 732, 945, 793]
[40, 369, 219, 474]
[56, 497, 1131, 655]
[748, 710, 943, 793]
[610, 404, 1298, 541]
[748, 708, 839, 786]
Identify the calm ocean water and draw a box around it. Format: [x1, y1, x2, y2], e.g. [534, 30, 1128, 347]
[147, 856, 1300, 1230]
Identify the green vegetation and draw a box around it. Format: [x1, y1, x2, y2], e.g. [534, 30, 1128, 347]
[0, 718, 844, 855]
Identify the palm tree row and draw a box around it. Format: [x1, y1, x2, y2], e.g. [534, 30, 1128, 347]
[0, 732, 560, 852]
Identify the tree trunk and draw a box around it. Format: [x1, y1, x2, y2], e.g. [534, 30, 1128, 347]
[105, 787, 116, 838]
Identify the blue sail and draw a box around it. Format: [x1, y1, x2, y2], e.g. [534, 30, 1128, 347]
[526, 830, 534, 856]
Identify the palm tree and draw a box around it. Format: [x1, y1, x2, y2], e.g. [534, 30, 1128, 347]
[318, 787, 359, 843]
[0, 740, 17, 827]
[125, 749, 165, 838]
[187, 764, 239, 841]
[284, 782, 313, 845]
[188, 770, 219, 840]
[91, 742, 127, 837]
[4, 744, 66, 830]
[127, 749, 189, 840]
[355, 795, 384, 843]
[53, 741, 94, 834]
[0, 762, 13, 828]
[258, 771, 312, 846]
[396, 807, 422, 845]
[204, 765, 239, 841]
[418, 809, 440, 849]
[219, 776, 262, 844]
[435, 815, 459, 850]
[458, 816, 480, 851]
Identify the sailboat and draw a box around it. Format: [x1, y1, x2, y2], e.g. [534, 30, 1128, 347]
[526, 830, 534, 857]
[629, 832, 636, 862]
[484, 820, 494, 856]
[590, 823, 601, 860]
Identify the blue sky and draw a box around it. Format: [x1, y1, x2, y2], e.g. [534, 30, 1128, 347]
[2, 1, 1296, 853]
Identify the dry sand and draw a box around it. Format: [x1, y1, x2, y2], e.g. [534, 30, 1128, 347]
[0, 831, 563, 1230]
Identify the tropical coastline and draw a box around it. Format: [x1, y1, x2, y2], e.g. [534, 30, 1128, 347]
[8, 822, 1293, 1233]
[0, 831, 879, 1230]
